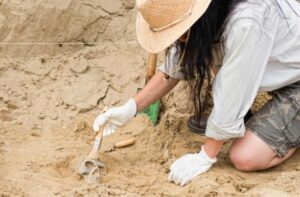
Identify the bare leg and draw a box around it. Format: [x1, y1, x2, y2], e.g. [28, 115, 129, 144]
[229, 130, 296, 172]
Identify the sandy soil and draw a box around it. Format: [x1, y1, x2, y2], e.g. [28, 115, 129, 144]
[1, 108, 300, 197]
[0, 0, 300, 196]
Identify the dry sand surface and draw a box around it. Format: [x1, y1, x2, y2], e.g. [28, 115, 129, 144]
[0, 0, 300, 196]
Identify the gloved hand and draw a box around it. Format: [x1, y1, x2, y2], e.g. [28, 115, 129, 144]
[168, 146, 217, 186]
[93, 98, 137, 136]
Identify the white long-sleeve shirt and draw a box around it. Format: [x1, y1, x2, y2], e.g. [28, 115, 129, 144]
[159, 0, 300, 140]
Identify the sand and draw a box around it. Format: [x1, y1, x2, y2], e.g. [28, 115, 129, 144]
[0, 0, 299, 196]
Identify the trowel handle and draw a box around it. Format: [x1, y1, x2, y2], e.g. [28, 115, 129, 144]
[146, 53, 158, 83]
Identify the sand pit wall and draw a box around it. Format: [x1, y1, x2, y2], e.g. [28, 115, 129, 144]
[0, 0, 136, 58]
[0, 0, 151, 130]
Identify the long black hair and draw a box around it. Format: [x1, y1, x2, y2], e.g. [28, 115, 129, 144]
[171, 0, 246, 120]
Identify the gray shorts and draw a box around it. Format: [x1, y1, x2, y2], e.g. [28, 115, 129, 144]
[246, 81, 300, 158]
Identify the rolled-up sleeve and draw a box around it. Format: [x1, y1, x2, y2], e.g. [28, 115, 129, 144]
[206, 19, 277, 141]
[158, 43, 185, 80]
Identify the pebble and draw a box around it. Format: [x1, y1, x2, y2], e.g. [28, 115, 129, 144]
[49, 111, 58, 120]
[38, 112, 46, 120]
[70, 62, 89, 74]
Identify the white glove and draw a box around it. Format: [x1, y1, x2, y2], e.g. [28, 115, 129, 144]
[93, 98, 137, 136]
[168, 146, 217, 186]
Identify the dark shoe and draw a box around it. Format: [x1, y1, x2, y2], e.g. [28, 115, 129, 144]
[187, 115, 207, 135]
[244, 110, 253, 122]
[188, 110, 253, 135]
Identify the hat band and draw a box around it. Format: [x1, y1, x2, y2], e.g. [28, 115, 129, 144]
[150, 0, 195, 32]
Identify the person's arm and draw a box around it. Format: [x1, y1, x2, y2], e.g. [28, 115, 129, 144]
[93, 70, 180, 136]
[203, 139, 223, 158]
[135, 71, 180, 111]
[93, 42, 183, 136]
[204, 18, 278, 158]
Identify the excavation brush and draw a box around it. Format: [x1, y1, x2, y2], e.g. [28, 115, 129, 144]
[77, 125, 106, 184]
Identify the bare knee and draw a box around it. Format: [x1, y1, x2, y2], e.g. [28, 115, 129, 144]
[229, 147, 259, 172]
[229, 131, 284, 172]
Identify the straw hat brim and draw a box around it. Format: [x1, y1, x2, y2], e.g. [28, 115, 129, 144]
[136, 0, 212, 53]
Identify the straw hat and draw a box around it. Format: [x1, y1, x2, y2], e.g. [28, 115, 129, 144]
[136, 0, 212, 53]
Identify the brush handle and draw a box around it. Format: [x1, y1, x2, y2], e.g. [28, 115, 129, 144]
[93, 131, 103, 150]
[88, 107, 108, 159]
[88, 126, 104, 159]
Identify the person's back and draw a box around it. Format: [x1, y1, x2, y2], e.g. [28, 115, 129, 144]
[226, 0, 300, 91]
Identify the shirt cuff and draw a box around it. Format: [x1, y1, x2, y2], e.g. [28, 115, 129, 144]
[205, 116, 246, 141]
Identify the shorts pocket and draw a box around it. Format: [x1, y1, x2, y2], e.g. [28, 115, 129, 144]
[282, 98, 300, 148]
